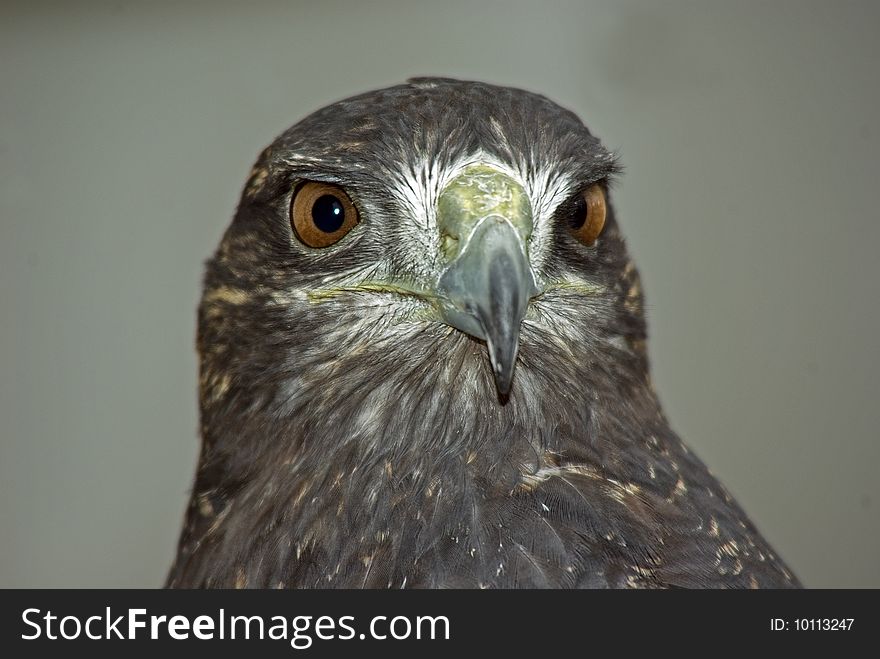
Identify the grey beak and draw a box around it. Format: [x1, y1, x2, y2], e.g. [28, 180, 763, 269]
[437, 215, 540, 396]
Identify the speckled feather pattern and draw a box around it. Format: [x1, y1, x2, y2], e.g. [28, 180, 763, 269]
[167, 78, 799, 589]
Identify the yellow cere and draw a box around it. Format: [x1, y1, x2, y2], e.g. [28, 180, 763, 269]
[437, 165, 533, 260]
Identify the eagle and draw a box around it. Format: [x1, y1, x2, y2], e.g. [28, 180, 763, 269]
[167, 78, 799, 588]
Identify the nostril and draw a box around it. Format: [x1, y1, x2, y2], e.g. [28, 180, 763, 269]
[440, 233, 460, 257]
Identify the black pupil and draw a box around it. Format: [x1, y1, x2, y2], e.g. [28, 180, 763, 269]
[311, 195, 346, 233]
[569, 196, 588, 229]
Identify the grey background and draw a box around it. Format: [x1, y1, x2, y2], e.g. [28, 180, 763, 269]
[1, 0, 877, 588]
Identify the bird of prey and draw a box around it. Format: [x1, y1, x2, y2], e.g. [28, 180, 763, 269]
[167, 78, 799, 588]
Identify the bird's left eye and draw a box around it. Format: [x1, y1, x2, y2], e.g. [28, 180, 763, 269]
[290, 181, 359, 248]
[569, 183, 606, 246]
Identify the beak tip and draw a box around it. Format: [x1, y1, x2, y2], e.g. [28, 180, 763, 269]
[495, 372, 514, 397]
[488, 341, 518, 397]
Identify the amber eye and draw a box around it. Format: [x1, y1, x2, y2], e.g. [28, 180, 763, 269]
[290, 181, 359, 248]
[569, 183, 606, 246]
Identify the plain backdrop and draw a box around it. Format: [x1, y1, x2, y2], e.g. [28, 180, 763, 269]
[2, 0, 878, 588]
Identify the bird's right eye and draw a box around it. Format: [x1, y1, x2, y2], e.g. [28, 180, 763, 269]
[290, 181, 359, 248]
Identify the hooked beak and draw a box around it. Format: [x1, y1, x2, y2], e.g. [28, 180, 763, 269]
[438, 216, 539, 395]
[434, 165, 540, 396]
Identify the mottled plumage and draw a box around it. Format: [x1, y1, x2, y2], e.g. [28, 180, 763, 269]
[167, 78, 798, 588]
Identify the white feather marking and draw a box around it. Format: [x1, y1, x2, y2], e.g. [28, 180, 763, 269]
[386, 151, 573, 274]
